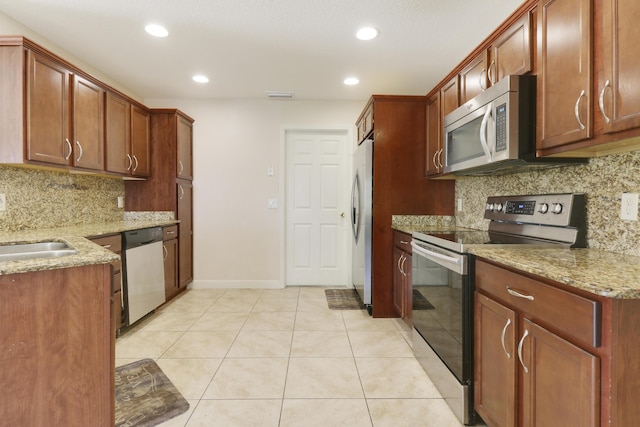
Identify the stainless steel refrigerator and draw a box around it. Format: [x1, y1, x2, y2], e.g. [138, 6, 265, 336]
[351, 139, 373, 313]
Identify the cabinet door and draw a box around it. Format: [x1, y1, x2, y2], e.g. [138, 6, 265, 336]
[440, 75, 459, 118]
[393, 247, 405, 318]
[106, 93, 131, 174]
[520, 319, 600, 427]
[177, 180, 193, 287]
[425, 92, 442, 176]
[491, 12, 532, 84]
[163, 238, 179, 300]
[598, 0, 640, 134]
[73, 75, 105, 171]
[537, 0, 592, 149]
[26, 50, 71, 166]
[459, 51, 488, 104]
[131, 105, 150, 177]
[475, 293, 518, 427]
[177, 114, 193, 180]
[403, 252, 412, 324]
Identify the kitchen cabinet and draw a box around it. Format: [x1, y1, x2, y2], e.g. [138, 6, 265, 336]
[425, 92, 443, 176]
[125, 109, 195, 296]
[0, 41, 105, 171]
[356, 103, 374, 143]
[90, 233, 123, 333]
[440, 76, 459, 118]
[474, 258, 640, 426]
[459, 12, 532, 105]
[392, 230, 412, 325]
[595, 0, 640, 135]
[0, 264, 114, 426]
[163, 225, 180, 300]
[355, 96, 455, 318]
[106, 93, 150, 178]
[537, 0, 593, 150]
[177, 180, 194, 287]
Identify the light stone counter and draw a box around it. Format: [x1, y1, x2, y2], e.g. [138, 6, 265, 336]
[469, 247, 640, 299]
[0, 220, 178, 276]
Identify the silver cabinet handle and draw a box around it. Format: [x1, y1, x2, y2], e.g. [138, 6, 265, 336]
[574, 90, 586, 130]
[518, 329, 530, 373]
[506, 286, 534, 301]
[432, 150, 439, 170]
[132, 155, 139, 172]
[178, 160, 184, 175]
[598, 79, 611, 124]
[166, 230, 176, 235]
[75, 140, 83, 162]
[488, 61, 496, 85]
[397, 253, 403, 274]
[163, 244, 168, 261]
[64, 138, 73, 160]
[437, 149, 444, 169]
[479, 68, 487, 91]
[179, 184, 185, 200]
[401, 254, 407, 277]
[501, 318, 512, 359]
[126, 154, 133, 171]
[102, 244, 112, 249]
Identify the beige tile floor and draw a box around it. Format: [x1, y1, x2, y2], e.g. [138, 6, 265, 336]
[115, 287, 463, 427]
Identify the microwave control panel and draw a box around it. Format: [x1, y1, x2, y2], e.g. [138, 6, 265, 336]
[495, 103, 507, 152]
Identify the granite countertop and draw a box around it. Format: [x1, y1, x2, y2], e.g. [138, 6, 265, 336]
[469, 247, 640, 300]
[0, 220, 178, 276]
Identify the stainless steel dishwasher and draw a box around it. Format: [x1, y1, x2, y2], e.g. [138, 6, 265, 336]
[122, 227, 166, 326]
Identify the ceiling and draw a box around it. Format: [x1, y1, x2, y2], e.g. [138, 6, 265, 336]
[0, 0, 524, 101]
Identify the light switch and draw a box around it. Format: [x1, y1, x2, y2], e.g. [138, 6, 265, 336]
[268, 198, 278, 209]
[267, 166, 274, 176]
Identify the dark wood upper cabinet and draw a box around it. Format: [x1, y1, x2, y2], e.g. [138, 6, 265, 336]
[537, 0, 593, 150]
[490, 12, 533, 84]
[425, 92, 443, 176]
[459, 51, 488, 104]
[131, 105, 150, 177]
[596, 0, 640, 134]
[440, 75, 460, 118]
[72, 75, 105, 171]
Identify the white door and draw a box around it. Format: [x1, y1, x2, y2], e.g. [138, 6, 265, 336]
[285, 129, 349, 286]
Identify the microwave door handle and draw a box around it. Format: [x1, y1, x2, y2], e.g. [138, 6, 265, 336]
[479, 102, 493, 161]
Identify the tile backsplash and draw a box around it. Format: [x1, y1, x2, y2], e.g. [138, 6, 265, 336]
[0, 165, 124, 232]
[455, 150, 640, 256]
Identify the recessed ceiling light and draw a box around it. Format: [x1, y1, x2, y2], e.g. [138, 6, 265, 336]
[145, 24, 169, 38]
[192, 75, 209, 83]
[356, 27, 379, 41]
[344, 77, 360, 86]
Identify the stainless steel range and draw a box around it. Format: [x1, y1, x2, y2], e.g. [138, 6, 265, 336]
[410, 193, 586, 425]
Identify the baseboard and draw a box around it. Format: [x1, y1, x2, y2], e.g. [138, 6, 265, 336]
[189, 280, 284, 290]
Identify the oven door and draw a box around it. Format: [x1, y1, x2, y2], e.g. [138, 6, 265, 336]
[410, 240, 473, 385]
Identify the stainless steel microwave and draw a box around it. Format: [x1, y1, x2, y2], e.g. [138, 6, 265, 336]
[443, 75, 585, 175]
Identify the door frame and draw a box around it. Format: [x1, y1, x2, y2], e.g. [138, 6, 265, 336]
[279, 125, 354, 287]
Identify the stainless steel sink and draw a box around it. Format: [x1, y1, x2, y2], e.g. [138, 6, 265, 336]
[0, 241, 78, 262]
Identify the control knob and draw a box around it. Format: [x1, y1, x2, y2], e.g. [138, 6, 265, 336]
[538, 203, 549, 214]
[486, 203, 494, 211]
[494, 203, 503, 212]
[551, 203, 563, 214]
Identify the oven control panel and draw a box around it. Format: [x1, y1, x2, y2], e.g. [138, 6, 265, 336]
[484, 193, 585, 227]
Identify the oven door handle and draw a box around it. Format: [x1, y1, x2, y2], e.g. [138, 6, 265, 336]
[410, 241, 461, 266]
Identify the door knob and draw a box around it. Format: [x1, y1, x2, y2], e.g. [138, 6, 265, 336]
[340, 212, 345, 217]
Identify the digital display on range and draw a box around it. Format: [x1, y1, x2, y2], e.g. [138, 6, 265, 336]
[505, 200, 536, 215]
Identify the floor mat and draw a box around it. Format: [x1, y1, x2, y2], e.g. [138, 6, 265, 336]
[412, 289, 435, 310]
[325, 288, 365, 310]
[115, 358, 189, 427]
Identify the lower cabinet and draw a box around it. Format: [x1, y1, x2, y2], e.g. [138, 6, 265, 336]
[475, 292, 599, 427]
[90, 233, 123, 333]
[163, 225, 180, 300]
[0, 264, 114, 425]
[392, 230, 412, 325]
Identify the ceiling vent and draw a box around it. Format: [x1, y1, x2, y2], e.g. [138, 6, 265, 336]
[265, 91, 295, 100]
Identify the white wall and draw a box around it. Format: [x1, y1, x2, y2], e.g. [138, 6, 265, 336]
[145, 98, 364, 288]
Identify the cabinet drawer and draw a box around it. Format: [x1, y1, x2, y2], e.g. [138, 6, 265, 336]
[393, 231, 412, 254]
[163, 225, 179, 240]
[475, 260, 601, 348]
[91, 234, 122, 253]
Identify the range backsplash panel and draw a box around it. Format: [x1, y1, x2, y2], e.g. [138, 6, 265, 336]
[455, 150, 640, 256]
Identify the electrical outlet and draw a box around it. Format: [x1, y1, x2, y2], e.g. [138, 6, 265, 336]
[0, 193, 5, 212]
[117, 196, 125, 209]
[621, 193, 638, 221]
[457, 198, 463, 212]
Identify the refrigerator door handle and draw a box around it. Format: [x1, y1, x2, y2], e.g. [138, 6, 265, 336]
[351, 170, 360, 242]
